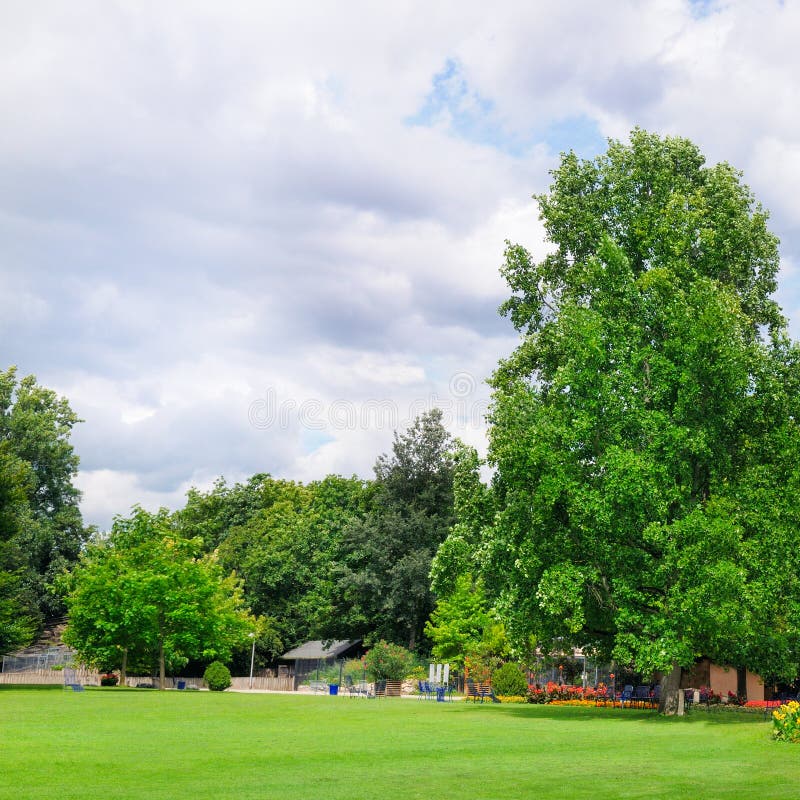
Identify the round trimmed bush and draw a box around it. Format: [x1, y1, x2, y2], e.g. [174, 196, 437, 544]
[492, 662, 528, 697]
[203, 661, 232, 691]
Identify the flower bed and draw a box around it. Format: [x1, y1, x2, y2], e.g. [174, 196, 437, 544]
[527, 682, 608, 705]
[773, 700, 800, 742]
[549, 699, 596, 706]
[745, 700, 783, 708]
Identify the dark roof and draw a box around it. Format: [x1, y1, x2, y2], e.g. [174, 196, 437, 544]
[280, 639, 361, 661]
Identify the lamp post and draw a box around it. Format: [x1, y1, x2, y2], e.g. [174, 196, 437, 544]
[249, 633, 256, 690]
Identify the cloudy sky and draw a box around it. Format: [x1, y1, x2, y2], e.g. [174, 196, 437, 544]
[3, 0, 800, 530]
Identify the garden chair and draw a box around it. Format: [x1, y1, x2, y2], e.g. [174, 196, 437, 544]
[346, 676, 369, 697]
[618, 685, 634, 708]
[633, 685, 651, 708]
[650, 684, 661, 708]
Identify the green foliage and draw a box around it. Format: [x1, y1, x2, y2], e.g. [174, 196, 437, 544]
[464, 651, 500, 684]
[61, 507, 256, 687]
[135, 414, 455, 659]
[364, 640, 415, 681]
[424, 574, 506, 669]
[0, 442, 40, 652]
[461, 129, 800, 690]
[772, 700, 800, 743]
[186, 473, 369, 658]
[204, 661, 232, 691]
[331, 410, 456, 651]
[342, 658, 367, 683]
[491, 662, 528, 697]
[0, 368, 88, 650]
[429, 444, 495, 598]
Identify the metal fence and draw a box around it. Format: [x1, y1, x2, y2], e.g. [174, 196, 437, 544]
[526, 657, 615, 689]
[0, 668, 98, 685]
[2, 646, 74, 673]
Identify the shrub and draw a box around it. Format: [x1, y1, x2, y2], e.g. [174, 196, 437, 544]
[492, 662, 528, 697]
[317, 663, 342, 685]
[773, 700, 800, 743]
[364, 641, 414, 681]
[100, 673, 119, 687]
[343, 659, 367, 684]
[204, 661, 232, 691]
[464, 651, 499, 684]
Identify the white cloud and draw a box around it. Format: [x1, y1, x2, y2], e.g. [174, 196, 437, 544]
[3, 1, 800, 529]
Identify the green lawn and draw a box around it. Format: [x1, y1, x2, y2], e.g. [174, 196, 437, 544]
[1, 687, 797, 799]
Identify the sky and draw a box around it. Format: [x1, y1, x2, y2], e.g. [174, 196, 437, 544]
[3, 0, 800, 531]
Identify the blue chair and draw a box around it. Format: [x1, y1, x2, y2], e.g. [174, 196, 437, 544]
[417, 680, 433, 700]
[619, 685, 634, 708]
[633, 685, 651, 708]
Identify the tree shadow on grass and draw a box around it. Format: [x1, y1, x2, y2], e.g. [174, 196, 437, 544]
[0, 684, 65, 692]
[452, 702, 770, 727]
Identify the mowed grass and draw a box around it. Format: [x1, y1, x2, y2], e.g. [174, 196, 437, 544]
[1, 687, 798, 799]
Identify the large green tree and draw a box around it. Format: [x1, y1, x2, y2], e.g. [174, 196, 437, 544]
[179, 473, 369, 661]
[62, 507, 256, 688]
[0, 367, 88, 623]
[332, 410, 456, 651]
[0, 442, 39, 654]
[453, 130, 800, 713]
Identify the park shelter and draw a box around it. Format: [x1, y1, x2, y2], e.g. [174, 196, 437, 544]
[279, 640, 363, 689]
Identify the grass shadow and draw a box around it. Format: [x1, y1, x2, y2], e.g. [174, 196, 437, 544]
[453, 700, 771, 727]
[0, 684, 65, 692]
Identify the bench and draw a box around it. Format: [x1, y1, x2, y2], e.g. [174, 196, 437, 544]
[465, 681, 498, 703]
[308, 680, 329, 694]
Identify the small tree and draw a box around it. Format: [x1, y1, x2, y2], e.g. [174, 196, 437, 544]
[62, 507, 256, 688]
[424, 574, 507, 670]
[364, 640, 414, 681]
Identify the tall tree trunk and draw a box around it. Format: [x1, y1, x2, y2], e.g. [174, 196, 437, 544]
[659, 662, 685, 716]
[158, 635, 165, 690]
[120, 647, 128, 687]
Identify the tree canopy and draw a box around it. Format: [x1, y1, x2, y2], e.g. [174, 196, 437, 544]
[0, 367, 88, 654]
[61, 507, 256, 688]
[439, 130, 800, 712]
[330, 409, 456, 650]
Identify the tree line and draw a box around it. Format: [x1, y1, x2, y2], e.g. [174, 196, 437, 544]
[3, 130, 800, 713]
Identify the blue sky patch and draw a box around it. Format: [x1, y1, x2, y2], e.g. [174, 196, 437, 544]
[688, 0, 719, 19]
[301, 429, 335, 454]
[408, 59, 606, 160]
[406, 58, 527, 156]
[543, 115, 607, 160]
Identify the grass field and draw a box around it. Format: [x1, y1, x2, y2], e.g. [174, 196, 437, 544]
[1, 686, 798, 799]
